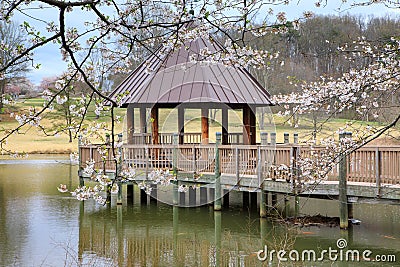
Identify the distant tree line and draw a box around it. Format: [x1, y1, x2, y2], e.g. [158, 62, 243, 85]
[246, 14, 400, 128]
[249, 14, 400, 95]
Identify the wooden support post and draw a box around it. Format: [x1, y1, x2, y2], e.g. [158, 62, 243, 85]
[214, 211, 222, 267]
[243, 191, 250, 209]
[173, 206, 179, 253]
[201, 108, 209, 144]
[139, 107, 147, 133]
[243, 106, 251, 145]
[127, 184, 134, 205]
[178, 106, 185, 144]
[209, 188, 215, 206]
[339, 132, 351, 229]
[293, 133, 300, 217]
[284, 196, 290, 218]
[151, 106, 159, 145]
[235, 147, 240, 184]
[243, 105, 256, 145]
[79, 177, 85, 187]
[139, 107, 147, 144]
[222, 107, 228, 145]
[116, 204, 123, 266]
[271, 194, 277, 208]
[348, 202, 354, 219]
[249, 107, 256, 145]
[78, 134, 82, 169]
[106, 184, 112, 205]
[260, 190, 268, 217]
[260, 132, 268, 218]
[179, 189, 186, 206]
[294, 196, 300, 218]
[293, 133, 298, 144]
[214, 132, 222, 211]
[140, 189, 147, 205]
[173, 133, 178, 174]
[375, 148, 381, 197]
[117, 134, 123, 205]
[260, 218, 267, 247]
[117, 182, 122, 205]
[223, 189, 229, 208]
[127, 104, 135, 144]
[172, 133, 179, 206]
[284, 132, 289, 144]
[250, 192, 258, 211]
[270, 132, 277, 210]
[200, 186, 208, 206]
[150, 184, 157, 204]
[270, 132, 276, 145]
[78, 134, 85, 186]
[189, 186, 196, 206]
[260, 132, 268, 146]
[173, 183, 179, 206]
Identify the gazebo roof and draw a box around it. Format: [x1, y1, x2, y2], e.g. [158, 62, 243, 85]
[108, 31, 273, 107]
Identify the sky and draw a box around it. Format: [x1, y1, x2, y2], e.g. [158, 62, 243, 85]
[13, 0, 400, 86]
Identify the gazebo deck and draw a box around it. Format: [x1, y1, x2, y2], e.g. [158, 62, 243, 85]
[79, 135, 400, 201]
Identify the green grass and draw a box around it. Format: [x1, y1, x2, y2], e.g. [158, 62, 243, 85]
[2, 98, 399, 154]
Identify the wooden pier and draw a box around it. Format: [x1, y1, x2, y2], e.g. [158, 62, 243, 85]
[78, 132, 400, 229]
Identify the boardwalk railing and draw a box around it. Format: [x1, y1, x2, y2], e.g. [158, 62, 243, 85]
[79, 143, 400, 187]
[130, 132, 244, 145]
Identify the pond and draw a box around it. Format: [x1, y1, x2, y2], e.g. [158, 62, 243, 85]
[0, 155, 399, 266]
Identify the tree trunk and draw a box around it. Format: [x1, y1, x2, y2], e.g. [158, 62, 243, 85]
[0, 79, 6, 113]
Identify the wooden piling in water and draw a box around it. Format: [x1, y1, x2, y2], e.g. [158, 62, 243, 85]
[270, 132, 277, 211]
[214, 132, 222, 211]
[179, 190, 186, 206]
[127, 184, 134, 204]
[140, 189, 147, 205]
[106, 184, 112, 205]
[243, 191, 249, 209]
[172, 133, 179, 206]
[260, 190, 268, 217]
[200, 187, 208, 206]
[214, 211, 222, 267]
[117, 134, 123, 205]
[78, 134, 85, 187]
[223, 190, 229, 208]
[117, 182, 122, 205]
[339, 132, 351, 229]
[284, 196, 290, 218]
[250, 192, 258, 211]
[189, 187, 196, 206]
[293, 133, 300, 218]
[209, 188, 215, 206]
[260, 132, 267, 217]
[150, 184, 157, 204]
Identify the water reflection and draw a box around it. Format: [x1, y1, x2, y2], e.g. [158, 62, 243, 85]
[0, 156, 399, 267]
[76, 201, 399, 267]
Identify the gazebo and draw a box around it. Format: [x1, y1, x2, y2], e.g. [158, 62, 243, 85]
[108, 28, 273, 146]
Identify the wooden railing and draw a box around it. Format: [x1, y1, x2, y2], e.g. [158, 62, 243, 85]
[79, 143, 400, 186]
[130, 132, 244, 144]
[79, 144, 117, 172]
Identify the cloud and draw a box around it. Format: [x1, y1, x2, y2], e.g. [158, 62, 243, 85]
[27, 44, 67, 85]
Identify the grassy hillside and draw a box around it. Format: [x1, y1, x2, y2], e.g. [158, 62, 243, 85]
[1, 98, 399, 154]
